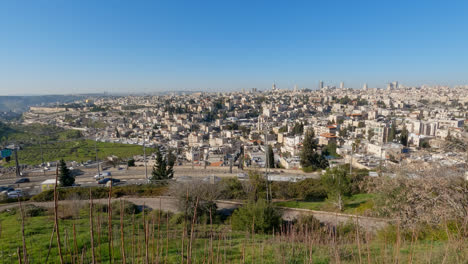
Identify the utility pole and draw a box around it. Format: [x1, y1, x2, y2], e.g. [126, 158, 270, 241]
[14, 145, 20, 177]
[95, 138, 100, 177]
[349, 144, 353, 175]
[143, 130, 148, 182]
[264, 122, 270, 202]
[191, 148, 194, 170]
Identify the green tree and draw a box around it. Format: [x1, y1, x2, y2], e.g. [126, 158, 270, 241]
[292, 122, 304, 135]
[300, 128, 329, 171]
[367, 129, 375, 141]
[58, 159, 74, 187]
[387, 122, 397, 142]
[267, 145, 275, 168]
[127, 158, 135, 167]
[400, 124, 408, 146]
[278, 126, 288, 133]
[151, 147, 175, 182]
[320, 167, 351, 211]
[231, 199, 281, 233]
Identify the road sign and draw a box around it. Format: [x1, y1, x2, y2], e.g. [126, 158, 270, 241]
[1, 149, 12, 158]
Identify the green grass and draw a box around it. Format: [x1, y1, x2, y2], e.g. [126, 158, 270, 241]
[1, 139, 154, 166]
[1, 122, 155, 166]
[0, 203, 466, 263]
[274, 193, 376, 214]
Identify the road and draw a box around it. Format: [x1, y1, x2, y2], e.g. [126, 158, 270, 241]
[0, 165, 319, 195]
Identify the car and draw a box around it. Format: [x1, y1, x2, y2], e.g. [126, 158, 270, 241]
[15, 178, 30, 184]
[7, 190, 24, 199]
[0, 186, 14, 192]
[98, 178, 120, 184]
[94, 172, 111, 180]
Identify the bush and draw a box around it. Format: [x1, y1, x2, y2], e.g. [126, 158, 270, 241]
[294, 214, 322, 231]
[219, 178, 246, 199]
[31, 185, 168, 202]
[271, 178, 327, 201]
[231, 199, 281, 233]
[2, 204, 47, 217]
[182, 198, 219, 224]
[112, 200, 140, 215]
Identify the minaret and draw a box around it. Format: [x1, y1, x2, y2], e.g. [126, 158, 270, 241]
[272, 82, 277, 91]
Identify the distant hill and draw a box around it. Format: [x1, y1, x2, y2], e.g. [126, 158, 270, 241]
[0, 95, 87, 112]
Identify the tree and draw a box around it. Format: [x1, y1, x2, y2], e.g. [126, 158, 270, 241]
[367, 129, 375, 141]
[127, 158, 135, 167]
[267, 145, 275, 168]
[151, 147, 175, 182]
[292, 122, 304, 135]
[300, 128, 329, 171]
[387, 122, 397, 142]
[115, 128, 120, 138]
[400, 124, 408, 146]
[58, 159, 75, 187]
[278, 126, 288, 133]
[231, 199, 281, 233]
[320, 167, 351, 211]
[244, 170, 268, 202]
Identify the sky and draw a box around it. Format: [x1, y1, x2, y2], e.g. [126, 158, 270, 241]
[1, 0, 468, 95]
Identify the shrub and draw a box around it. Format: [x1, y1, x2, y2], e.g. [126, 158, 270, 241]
[219, 178, 246, 199]
[2, 204, 47, 217]
[272, 178, 327, 201]
[127, 159, 136, 167]
[31, 185, 168, 202]
[112, 200, 140, 215]
[23, 204, 47, 217]
[294, 214, 322, 231]
[231, 199, 281, 233]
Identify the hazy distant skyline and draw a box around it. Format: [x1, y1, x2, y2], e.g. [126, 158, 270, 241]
[1, 0, 468, 95]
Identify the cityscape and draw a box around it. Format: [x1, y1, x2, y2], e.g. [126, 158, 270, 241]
[0, 1, 468, 263]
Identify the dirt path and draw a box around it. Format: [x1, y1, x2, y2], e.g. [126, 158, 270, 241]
[0, 196, 390, 231]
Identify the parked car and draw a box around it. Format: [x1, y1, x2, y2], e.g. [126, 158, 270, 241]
[94, 172, 111, 180]
[0, 186, 14, 192]
[7, 190, 24, 199]
[98, 178, 120, 185]
[15, 178, 30, 184]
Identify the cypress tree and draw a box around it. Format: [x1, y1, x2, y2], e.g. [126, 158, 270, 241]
[58, 159, 74, 187]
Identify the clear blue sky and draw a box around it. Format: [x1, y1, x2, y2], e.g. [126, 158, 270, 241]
[1, 0, 467, 95]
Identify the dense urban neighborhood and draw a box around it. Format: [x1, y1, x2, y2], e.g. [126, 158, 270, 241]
[15, 83, 467, 177]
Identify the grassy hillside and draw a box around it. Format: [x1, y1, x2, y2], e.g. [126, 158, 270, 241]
[0, 201, 465, 263]
[0, 122, 154, 166]
[3, 140, 151, 166]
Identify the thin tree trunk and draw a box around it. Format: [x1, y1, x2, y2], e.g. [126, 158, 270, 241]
[107, 182, 113, 263]
[54, 163, 64, 264]
[18, 199, 28, 264]
[120, 200, 127, 264]
[45, 224, 56, 263]
[89, 189, 96, 264]
[187, 197, 199, 264]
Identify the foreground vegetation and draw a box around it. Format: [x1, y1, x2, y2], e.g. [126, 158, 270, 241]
[0, 200, 466, 264]
[275, 193, 376, 215]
